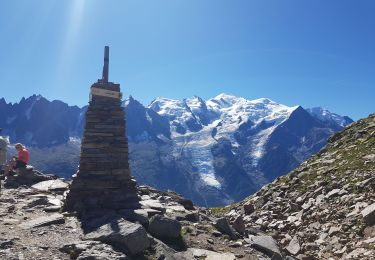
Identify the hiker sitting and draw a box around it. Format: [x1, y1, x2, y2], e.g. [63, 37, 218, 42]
[4, 143, 29, 175]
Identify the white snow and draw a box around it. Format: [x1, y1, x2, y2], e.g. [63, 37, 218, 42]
[69, 137, 81, 145]
[149, 93, 300, 189]
[171, 122, 221, 188]
[250, 125, 277, 166]
[307, 107, 351, 127]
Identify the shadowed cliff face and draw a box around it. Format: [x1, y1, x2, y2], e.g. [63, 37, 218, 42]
[0, 94, 352, 206]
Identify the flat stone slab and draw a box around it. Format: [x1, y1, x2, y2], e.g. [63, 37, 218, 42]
[174, 248, 236, 260]
[361, 203, 375, 226]
[47, 197, 63, 207]
[140, 199, 165, 212]
[84, 218, 150, 255]
[143, 208, 163, 217]
[246, 235, 282, 260]
[60, 241, 128, 260]
[31, 179, 69, 193]
[20, 213, 65, 229]
[148, 215, 181, 241]
[2, 219, 21, 225]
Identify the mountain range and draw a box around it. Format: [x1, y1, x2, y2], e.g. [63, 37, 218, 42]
[0, 94, 353, 206]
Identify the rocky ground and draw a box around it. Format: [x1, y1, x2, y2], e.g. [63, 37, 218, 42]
[214, 113, 375, 259]
[1, 177, 285, 260]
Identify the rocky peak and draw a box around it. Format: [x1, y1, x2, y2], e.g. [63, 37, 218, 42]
[307, 106, 354, 128]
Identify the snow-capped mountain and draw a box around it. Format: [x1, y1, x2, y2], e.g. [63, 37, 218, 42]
[147, 94, 298, 191]
[141, 93, 353, 206]
[306, 107, 353, 128]
[0, 94, 353, 206]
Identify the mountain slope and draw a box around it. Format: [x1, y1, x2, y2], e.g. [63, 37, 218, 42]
[224, 113, 375, 259]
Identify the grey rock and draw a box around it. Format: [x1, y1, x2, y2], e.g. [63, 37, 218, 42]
[245, 235, 282, 260]
[243, 203, 255, 215]
[0, 239, 14, 249]
[60, 241, 129, 260]
[286, 236, 300, 255]
[173, 196, 195, 210]
[44, 206, 61, 212]
[140, 199, 166, 213]
[326, 189, 341, 198]
[148, 215, 181, 241]
[362, 154, 375, 161]
[31, 179, 69, 194]
[19, 213, 65, 229]
[119, 209, 149, 226]
[84, 218, 150, 255]
[214, 217, 238, 240]
[143, 208, 164, 217]
[174, 248, 236, 260]
[4, 167, 55, 188]
[23, 197, 49, 208]
[361, 203, 375, 226]
[150, 237, 177, 260]
[328, 226, 341, 236]
[184, 211, 200, 222]
[175, 211, 200, 222]
[232, 216, 246, 234]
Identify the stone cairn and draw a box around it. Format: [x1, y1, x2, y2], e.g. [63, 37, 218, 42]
[65, 46, 139, 216]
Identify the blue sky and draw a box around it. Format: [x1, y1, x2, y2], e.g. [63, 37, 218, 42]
[0, 0, 374, 120]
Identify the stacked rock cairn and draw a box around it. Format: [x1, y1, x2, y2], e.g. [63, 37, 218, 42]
[65, 46, 139, 216]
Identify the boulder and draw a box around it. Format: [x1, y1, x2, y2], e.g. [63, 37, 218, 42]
[245, 235, 282, 260]
[84, 218, 150, 255]
[232, 216, 246, 234]
[148, 215, 181, 241]
[175, 197, 194, 210]
[214, 217, 238, 240]
[361, 203, 375, 226]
